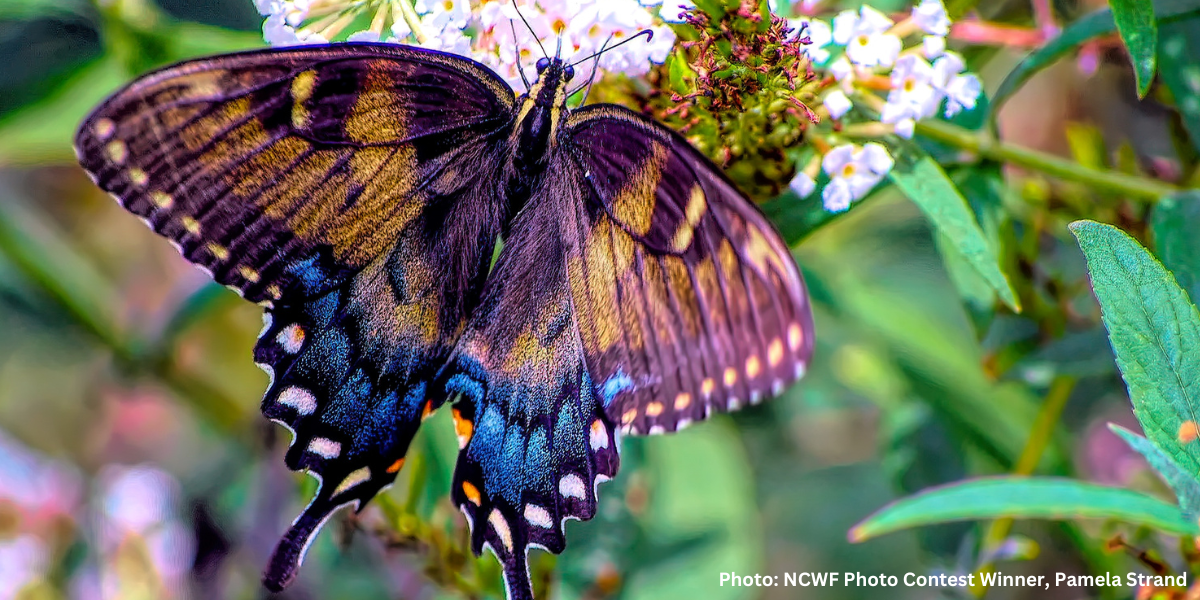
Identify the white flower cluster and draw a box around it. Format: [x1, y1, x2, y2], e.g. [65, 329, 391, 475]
[252, 1, 984, 216]
[787, 0, 984, 212]
[254, 0, 678, 90]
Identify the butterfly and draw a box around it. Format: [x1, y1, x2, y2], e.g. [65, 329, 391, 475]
[74, 40, 814, 599]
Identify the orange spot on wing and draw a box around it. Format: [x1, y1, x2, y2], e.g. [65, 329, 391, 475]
[646, 401, 664, 417]
[622, 408, 637, 424]
[701, 378, 715, 398]
[788, 322, 804, 351]
[421, 400, 434, 420]
[462, 480, 481, 505]
[674, 392, 692, 411]
[386, 458, 406, 473]
[768, 338, 784, 367]
[452, 408, 473, 448]
[724, 367, 738, 387]
[746, 355, 762, 378]
[1180, 421, 1199, 444]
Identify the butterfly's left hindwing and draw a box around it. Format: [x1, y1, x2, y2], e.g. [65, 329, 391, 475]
[443, 157, 621, 600]
[75, 43, 516, 592]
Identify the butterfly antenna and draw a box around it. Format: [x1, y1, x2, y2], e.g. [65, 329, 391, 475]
[569, 35, 613, 105]
[568, 29, 654, 67]
[512, 2, 548, 58]
[509, 19, 531, 90]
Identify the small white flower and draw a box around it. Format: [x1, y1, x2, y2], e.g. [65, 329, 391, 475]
[789, 171, 817, 198]
[883, 54, 939, 122]
[823, 90, 853, 119]
[419, 0, 472, 33]
[793, 19, 833, 65]
[348, 30, 381, 42]
[822, 178, 854, 212]
[421, 24, 473, 56]
[646, 25, 678, 63]
[892, 118, 915, 138]
[944, 73, 982, 117]
[932, 52, 982, 117]
[253, 0, 278, 15]
[829, 56, 854, 82]
[821, 142, 894, 212]
[263, 12, 324, 46]
[832, 6, 901, 68]
[390, 18, 412, 42]
[912, 0, 951, 36]
[922, 35, 946, 59]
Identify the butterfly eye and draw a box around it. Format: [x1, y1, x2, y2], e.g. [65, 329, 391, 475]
[564, 64, 575, 81]
[536, 57, 551, 73]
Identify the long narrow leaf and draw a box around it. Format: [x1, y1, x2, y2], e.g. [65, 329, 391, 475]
[850, 477, 1197, 541]
[992, 0, 1200, 121]
[889, 144, 1020, 312]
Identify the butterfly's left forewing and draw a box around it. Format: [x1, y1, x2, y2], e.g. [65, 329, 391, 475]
[75, 44, 516, 591]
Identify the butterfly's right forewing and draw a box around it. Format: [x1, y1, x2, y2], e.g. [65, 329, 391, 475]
[563, 105, 815, 434]
[74, 43, 516, 591]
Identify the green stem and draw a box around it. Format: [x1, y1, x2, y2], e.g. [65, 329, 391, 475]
[971, 375, 1076, 597]
[914, 120, 1181, 200]
[393, 0, 426, 43]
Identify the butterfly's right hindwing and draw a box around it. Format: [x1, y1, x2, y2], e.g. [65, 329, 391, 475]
[75, 43, 517, 591]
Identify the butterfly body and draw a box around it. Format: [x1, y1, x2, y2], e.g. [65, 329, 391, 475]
[75, 42, 813, 600]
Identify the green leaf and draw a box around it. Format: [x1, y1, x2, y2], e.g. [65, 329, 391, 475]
[1158, 17, 1200, 152]
[667, 51, 695, 95]
[1069, 220, 1200, 481]
[850, 476, 1199, 541]
[1151, 191, 1200, 304]
[1109, 0, 1158, 97]
[691, 0, 726, 19]
[0, 0, 91, 19]
[991, 0, 1200, 122]
[0, 21, 259, 166]
[624, 422, 762, 600]
[888, 144, 1021, 312]
[0, 57, 125, 165]
[1109, 424, 1200, 519]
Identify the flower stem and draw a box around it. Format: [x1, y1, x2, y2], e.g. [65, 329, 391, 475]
[394, 0, 426, 43]
[971, 375, 1075, 597]
[914, 119, 1182, 200]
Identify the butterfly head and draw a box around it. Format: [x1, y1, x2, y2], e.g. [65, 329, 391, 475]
[526, 56, 575, 108]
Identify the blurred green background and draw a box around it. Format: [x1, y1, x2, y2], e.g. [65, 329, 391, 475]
[2, 0, 1197, 599]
